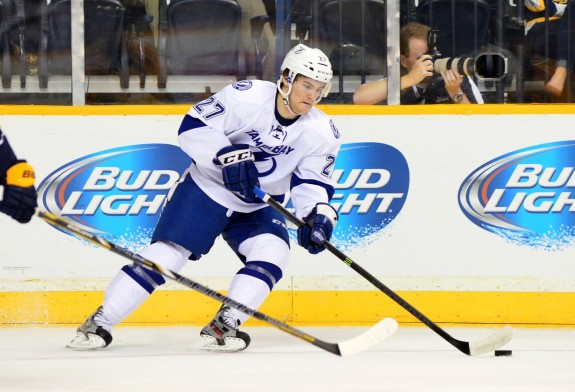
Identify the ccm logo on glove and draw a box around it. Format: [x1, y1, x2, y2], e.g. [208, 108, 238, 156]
[218, 149, 254, 165]
[215, 144, 259, 202]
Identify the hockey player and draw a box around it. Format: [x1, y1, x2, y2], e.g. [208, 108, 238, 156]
[67, 43, 341, 352]
[0, 128, 37, 224]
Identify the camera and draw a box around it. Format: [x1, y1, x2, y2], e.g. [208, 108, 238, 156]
[427, 30, 508, 81]
[433, 53, 508, 81]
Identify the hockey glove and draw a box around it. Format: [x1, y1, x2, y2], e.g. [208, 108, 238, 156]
[297, 203, 338, 254]
[215, 144, 259, 202]
[0, 160, 37, 223]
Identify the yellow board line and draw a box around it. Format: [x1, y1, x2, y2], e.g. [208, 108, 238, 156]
[1, 291, 573, 327]
[3, 104, 575, 116]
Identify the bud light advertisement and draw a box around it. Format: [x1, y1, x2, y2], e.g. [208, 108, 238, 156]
[321, 142, 409, 250]
[38, 144, 190, 250]
[38, 142, 410, 252]
[459, 140, 575, 250]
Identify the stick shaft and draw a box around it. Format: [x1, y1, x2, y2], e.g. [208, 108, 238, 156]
[38, 210, 396, 356]
[253, 186, 511, 355]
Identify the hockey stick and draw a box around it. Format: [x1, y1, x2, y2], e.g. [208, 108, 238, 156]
[253, 186, 513, 356]
[37, 210, 398, 357]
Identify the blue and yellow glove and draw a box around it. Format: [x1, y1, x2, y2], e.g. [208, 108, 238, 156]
[0, 160, 37, 223]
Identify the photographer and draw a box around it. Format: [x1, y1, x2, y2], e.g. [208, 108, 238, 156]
[353, 22, 484, 105]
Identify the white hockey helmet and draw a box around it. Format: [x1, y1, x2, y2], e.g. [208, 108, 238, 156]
[277, 44, 333, 105]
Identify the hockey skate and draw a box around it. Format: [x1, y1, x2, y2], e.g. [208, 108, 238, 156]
[193, 306, 251, 352]
[66, 306, 113, 351]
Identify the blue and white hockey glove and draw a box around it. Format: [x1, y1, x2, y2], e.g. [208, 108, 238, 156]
[0, 160, 37, 223]
[215, 144, 259, 202]
[297, 203, 338, 254]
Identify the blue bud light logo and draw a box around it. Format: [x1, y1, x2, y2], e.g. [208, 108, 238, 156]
[39, 142, 410, 252]
[38, 144, 190, 250]
[284, 142, 410, 251]
[459, 140, 575, 250]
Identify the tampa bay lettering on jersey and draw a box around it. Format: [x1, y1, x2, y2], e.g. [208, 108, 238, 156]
[247, 130, 295, 155]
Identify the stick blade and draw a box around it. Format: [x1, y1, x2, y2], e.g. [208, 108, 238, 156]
[468, 325, 513, 356]
[337, 317, 398, 357]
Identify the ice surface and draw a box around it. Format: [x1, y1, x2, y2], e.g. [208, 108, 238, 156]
[0, 325, 573, 391]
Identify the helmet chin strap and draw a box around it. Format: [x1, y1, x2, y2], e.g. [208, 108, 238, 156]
[276, 74, 325, 116]
[284, 98, 300, 117]
[276, 78, 301, 116]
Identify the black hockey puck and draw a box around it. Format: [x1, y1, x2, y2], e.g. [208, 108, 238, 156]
[494, 350, 512, 356]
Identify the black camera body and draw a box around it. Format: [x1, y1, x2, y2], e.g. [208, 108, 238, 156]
[426, 29, 443, 62]
[426, 29, 508, 81]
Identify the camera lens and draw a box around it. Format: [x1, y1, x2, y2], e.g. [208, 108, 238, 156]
[433, 57, 473, 76]
[432, 53, 507, 81]
[474, 53, 508, 80]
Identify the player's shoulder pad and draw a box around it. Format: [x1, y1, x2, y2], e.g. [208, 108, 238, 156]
[231, 80, 256, 91]
[307, 108, 341, 142]
[229, 79, 274, 93]
[222, 80, 276, 104]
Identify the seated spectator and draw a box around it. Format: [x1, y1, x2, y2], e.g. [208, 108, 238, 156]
[524, 0, 575, 97]
[353, 22, 484, 104]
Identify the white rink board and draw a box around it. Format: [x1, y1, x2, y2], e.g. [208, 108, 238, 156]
[1, 113, 574, 292]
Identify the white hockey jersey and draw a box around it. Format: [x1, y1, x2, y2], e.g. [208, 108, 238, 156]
[179, 80, 341, 218]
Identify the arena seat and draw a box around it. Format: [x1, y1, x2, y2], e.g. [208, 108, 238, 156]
[316, 0, 386, 76]
[38, 0, 129, 89]
[0, 0, 28, 88]
[416, 0, 491, 57]
[156, 0, 246, 89]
